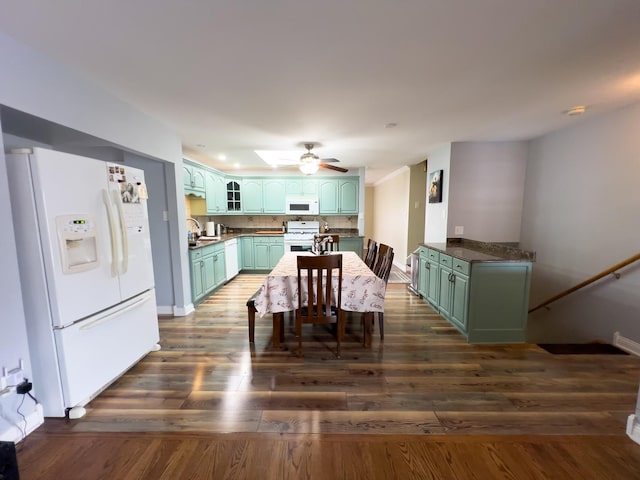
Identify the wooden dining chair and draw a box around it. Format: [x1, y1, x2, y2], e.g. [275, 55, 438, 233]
[373, 249, 394, 340]
[373, 243, 391, 276]
[296, 254, 344, 357]
[364, 239, 377, 269]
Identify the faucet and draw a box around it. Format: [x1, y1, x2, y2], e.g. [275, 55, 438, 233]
[186, 217, 201, 235]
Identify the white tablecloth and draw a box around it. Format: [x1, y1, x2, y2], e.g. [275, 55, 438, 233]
[254, 251, 387, 316]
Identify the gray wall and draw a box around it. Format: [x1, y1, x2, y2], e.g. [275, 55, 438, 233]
[521, 101, 640, 343]
[449, 142, 528, 243]
[124, 153, 176, 312]
[0, 121, 37, 440]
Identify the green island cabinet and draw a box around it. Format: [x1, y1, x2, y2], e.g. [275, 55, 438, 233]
[339, 237, 364, 257]
[418, 246, 532, 343]
[183, 161, 206, 197]
[242, 178, 287, 214]
[318, 178, 359, 214]
[189, 242, 226, 304]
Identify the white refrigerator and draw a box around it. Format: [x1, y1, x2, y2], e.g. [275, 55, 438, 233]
[6, 147, 160, 418]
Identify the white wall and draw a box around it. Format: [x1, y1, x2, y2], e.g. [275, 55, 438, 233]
[371, 167, 410, 268]
[424, 143, 451, 243]
[449, 142, 528, 242]
[0, 31, 192, 315]
[521, 101, 640, 343]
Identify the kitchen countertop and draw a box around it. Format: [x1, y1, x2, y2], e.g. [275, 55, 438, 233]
[189, 231, 363, 249]
[421, 239, 535, 263]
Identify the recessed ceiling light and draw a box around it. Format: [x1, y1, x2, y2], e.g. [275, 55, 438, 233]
[218, 154, 227, 161]
[565, 106, 587, 116]
[233, 162, 240, 169]
[385, 122, 398, 129]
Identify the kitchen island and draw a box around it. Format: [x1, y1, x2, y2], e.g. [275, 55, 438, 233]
[417, 239, 534, 344]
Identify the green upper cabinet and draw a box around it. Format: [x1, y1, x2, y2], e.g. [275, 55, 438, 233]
[242, 178, 263, 213]
[205, 171, 227, 214]
[263, 178, 286, 213]
[242, 178, 286, 214]
[319, 178, 359, 214]
[338, 178, 359, 214]
[285, 178, 318, 196]
[226, 180, 242, 213]
[183, 161, 206, 197]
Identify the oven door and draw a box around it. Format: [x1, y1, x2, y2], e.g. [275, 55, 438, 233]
[285, 243, 313, 252]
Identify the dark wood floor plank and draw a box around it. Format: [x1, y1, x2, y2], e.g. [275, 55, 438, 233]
[14, 276, 640, 477]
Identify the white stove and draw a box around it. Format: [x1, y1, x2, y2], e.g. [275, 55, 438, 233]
[284, 221, 320, 252]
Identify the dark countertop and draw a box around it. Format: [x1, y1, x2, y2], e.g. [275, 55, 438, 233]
[421, 239, 535, 263]
[189, 231, 362, 250]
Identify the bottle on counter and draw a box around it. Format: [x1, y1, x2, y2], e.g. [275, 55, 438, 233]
[282, 221, 286, 233]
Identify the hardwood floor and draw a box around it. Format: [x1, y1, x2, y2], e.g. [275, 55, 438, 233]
[16, 274, 640, 478]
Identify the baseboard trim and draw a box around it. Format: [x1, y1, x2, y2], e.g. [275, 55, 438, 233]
[0, 403, 44, 443]
[174, 303, 195, 316]
[613, 332, 640, 357]
[156, 305, 174, 315]
[627, 414, 640, 445]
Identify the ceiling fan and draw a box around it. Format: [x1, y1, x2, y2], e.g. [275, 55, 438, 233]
[297, 143, 348, 174]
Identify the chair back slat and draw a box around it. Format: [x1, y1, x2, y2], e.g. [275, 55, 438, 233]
[373, 243, 392, 275]
[364, 239, 377, 269]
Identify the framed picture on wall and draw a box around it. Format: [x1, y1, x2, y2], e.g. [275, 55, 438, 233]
[428, 169, 443, 204]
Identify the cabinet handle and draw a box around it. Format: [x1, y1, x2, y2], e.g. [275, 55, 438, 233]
[426, 263, 430, 270]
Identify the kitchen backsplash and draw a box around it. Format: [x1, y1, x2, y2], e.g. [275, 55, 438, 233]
[194, 214, 358, 231]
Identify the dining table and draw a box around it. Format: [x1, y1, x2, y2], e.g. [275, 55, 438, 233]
[253, 251, 387, 347]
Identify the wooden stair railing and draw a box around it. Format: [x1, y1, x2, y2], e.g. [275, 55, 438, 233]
[529, 252, 640, 314]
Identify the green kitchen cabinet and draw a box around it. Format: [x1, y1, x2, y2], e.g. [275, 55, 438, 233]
[242, 179, 263, 213]
[240, 237, 254, 269]
[212, 250, 226, 289]
[190, 251, 205, 301]
[183, 161, 206, 197]
[285, 178, 319, 196]
[437, 254, 469, 333]
[339, 237, 363, 257]
[226, 180, 242, 213]
[338, 178, 359, 214]
[252, 236, 284, 270]
[189, 242, 226, 304]
[262, 178, 286, 213]
[417, 245, 532, 344]
[319, 178, 359, 214]
[418, 251, 428, 297]
[242, 178, 286, 214]
[205, 171, 227, 214]
[418, 247, 440, 307]
[425, 248, 440, 307]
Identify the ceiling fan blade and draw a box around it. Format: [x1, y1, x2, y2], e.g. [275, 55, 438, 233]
[319, 157, 340, 163]
[320, 162, 348, 173]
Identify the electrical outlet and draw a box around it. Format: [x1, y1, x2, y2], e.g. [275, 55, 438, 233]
[454, 226, 464, 235]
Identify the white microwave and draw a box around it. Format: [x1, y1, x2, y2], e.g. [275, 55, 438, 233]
[285, 196, 319, 215]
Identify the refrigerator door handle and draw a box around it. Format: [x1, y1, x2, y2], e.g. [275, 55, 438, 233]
[79, 291, 153, 331]
[111, 189, 129, 275]
[102, 189, 119, 277]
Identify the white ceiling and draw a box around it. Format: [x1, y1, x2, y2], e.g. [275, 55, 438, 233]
[1, 0, 639, 184]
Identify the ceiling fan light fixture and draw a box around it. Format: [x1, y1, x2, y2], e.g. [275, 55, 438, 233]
[299, 162, 319, 175]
